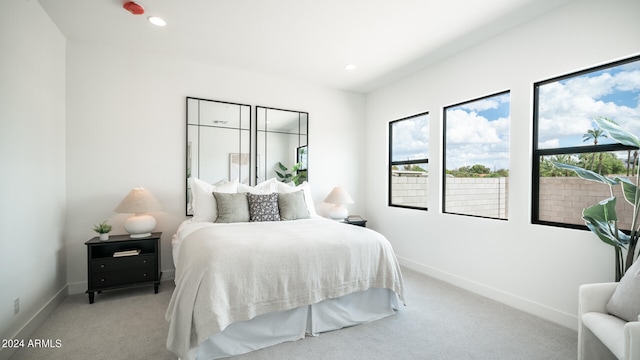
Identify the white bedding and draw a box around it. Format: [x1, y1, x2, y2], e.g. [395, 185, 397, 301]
[165, 217, 404, 360]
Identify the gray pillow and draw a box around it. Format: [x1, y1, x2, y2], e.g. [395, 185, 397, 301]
[247, 193, 280, 222]
[606, 259, 640, 321]
[213, 192, 249, 223]
[278, 190, 310, 220]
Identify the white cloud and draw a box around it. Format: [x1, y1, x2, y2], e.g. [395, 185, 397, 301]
[446, 142, 509, 170]
[459, 99, 499, 112]
[457, 93, 509, 112]
[446, 109, 505, 144]
[444, 93, 511, 170]
[614, 70, 640, 92]
[445, 105, 510, 170]
[538, 67, 640, 146]
[392, 115, 428, 160]
[538, 138, 561, 149]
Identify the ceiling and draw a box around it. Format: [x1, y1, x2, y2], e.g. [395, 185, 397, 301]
[38, 0, 573, 93]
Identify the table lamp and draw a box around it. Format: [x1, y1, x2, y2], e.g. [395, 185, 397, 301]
[324, 186, 354, 220]
[114, 187, 162, 238]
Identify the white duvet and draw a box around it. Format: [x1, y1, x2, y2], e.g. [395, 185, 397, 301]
[165, 217, 404, 359]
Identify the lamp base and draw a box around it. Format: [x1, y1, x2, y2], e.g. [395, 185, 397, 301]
[328, 205, 348, 220]
[123, 214, 156, 239]
[129, 232, 152, 239]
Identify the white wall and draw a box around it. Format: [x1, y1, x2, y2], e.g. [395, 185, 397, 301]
[365, 0, 640, 329]
[0, 0, 67, 355]
[65, 41, 366, 291]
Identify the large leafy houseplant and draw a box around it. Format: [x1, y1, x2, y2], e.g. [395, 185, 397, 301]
[553, 117, 640, 281]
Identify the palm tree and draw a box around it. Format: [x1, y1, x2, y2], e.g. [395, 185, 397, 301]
[626, 149, 638, 176]
[583, 127, 608, 173]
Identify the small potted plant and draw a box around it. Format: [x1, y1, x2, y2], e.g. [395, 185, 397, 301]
[93, 220, 112, 241]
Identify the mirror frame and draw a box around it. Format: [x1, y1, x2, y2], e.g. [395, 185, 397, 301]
[255, 106, 309, 185]
[186, 97, 252, 216]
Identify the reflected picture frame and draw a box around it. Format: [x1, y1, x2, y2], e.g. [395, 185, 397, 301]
[230, 153, 251, 184]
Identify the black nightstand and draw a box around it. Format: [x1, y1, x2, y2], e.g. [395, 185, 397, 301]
[85, 232, 162, 304]
[343, 218, 367, 227]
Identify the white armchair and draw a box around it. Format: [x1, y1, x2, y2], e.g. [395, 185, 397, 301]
[579, 282, 640, 360]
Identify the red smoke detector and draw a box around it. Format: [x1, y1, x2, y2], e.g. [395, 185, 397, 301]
[123, 1, 145, 15]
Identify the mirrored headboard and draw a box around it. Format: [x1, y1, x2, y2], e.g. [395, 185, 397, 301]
[185, 98, 309, 216]
[186, 97, 251, 215]
[256, 106, 309, 185]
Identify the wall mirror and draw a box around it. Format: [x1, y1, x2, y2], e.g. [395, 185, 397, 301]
[255, 106, 308, 185]
[186, 97, 251, 215]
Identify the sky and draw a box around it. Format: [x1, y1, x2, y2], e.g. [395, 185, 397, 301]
[390, 58, 640, 173]
[391, 94, 511, 171]
[537, 59, 640, 149]
[444, 92, 510, 170]
[391, 113, 429, 163]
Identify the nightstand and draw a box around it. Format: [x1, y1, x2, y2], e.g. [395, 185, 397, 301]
[85, 232, 162, 304]
[343, 218, 367, 227]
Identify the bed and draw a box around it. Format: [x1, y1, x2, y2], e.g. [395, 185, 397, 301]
[166, 178, 405, 360]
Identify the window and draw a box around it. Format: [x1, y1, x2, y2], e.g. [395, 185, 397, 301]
[533, 55, 640, 229]
[389, 112, 429, 210]
[443, 91, 510, 219]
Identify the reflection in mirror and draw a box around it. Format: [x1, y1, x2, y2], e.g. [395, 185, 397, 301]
[256, 106, 308, 185]
[186, 97, 251, 215]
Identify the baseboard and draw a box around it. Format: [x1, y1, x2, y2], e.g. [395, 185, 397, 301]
[0, 285, 68, 360]
[68, 269, 175, 295]
[162, 269, 175, 281]
[67, 281, 86, 295]
[397, 256, 578, 331]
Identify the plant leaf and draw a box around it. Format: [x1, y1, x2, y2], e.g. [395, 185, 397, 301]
[594, 117, 640, 149]
[292, 174, 300, 185]
[551, 162, 618, 186]
[583, 216, 629, 248]
[615, 177, 640, 207]
[583, 197, 618, 223]
[277, 162, 287, 171]
[582, 198, 630, 248]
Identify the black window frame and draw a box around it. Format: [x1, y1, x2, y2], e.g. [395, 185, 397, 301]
[388, 112, 429, 211]
[442, 90, 511, 220]
[531, 55, 640, 230]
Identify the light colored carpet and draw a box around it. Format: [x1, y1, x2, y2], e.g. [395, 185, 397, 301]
[10, 267, 577, 360]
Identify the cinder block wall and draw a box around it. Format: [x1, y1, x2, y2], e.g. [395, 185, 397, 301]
[391, 173, 634, 226]
[539, 176, 635, 227]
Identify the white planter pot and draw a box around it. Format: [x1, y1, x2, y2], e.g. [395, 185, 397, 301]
[99, 233, 109, 241]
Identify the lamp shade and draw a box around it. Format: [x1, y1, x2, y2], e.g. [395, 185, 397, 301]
[323, 186, 354, 205]
[114, 188, 162, 238]
[114, 187, 162, 214]
[324, 186, 353, 220]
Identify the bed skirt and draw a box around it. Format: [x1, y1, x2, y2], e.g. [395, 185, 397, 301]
[186, 288, 400, 359]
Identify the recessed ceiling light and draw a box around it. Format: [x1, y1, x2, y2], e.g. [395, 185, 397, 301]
[344, 64, 356, 71]
[148, 16, 166, 27]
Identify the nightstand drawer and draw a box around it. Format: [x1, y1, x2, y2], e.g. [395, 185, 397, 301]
[91, 267, 156, 288]
[91, 255, 155, 272]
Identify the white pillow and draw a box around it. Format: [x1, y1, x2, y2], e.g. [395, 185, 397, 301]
[276, 181, 317, 216]
[189, 177, 238, 222]
[238, 178, 277, 194]
[606, 259, 640, 322]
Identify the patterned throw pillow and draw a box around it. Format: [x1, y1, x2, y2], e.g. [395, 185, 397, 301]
[247, 193, 280, 222]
